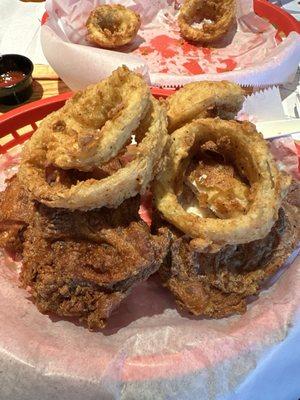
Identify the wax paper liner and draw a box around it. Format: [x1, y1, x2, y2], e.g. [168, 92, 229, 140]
[239, 86, 286, 122]
[239, 86, 300, 179]
[41, 0, 300, 89]
[0, 141, 299, 399]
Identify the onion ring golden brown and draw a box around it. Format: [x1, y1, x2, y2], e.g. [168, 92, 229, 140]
[46, 66, 150, 172]
[166, 80, 244, 133]
[154, 118, 290, 252]
[178, 0, 236, 43]
[86, 4, 141, 49]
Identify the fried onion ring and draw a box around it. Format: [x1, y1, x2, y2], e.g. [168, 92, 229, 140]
[154, 118, 290, 252]
[19, 68, 168, 210]
[86, 4, 141, 49]
[45, 66, 150, 172]
[178, 0, 236, 43]
[166, 81, 244, 133]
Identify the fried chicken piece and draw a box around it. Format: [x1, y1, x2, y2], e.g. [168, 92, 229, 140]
[158, 195, 299, 318]
[0, 176, 33, 258]
[21, 204, 169, 329]
[0, 176, 170, 330]
[0, 170, 120, 254]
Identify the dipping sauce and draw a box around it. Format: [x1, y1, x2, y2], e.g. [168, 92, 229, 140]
[0, 71, 26, 88]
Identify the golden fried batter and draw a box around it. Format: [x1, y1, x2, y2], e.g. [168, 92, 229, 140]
[19, 67, 168, 210]
[154, 118, 290, 251]
[0, 176, 33, 258]
[166, 81, 244, 133]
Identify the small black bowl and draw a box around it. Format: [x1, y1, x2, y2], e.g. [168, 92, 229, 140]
[0, 54, 34, 105]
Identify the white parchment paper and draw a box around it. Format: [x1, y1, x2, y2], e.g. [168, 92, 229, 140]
[41, 0, 300, 89]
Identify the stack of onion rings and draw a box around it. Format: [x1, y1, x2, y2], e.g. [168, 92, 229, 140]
[19, 66, 168, 210]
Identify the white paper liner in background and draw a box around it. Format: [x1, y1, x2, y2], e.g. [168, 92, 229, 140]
[240, 86, 286, 122]
[41, 0, 300, 89]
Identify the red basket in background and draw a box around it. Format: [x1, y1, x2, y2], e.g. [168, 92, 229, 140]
[1, 0, 299, 157]
[254, 0, 300, 36]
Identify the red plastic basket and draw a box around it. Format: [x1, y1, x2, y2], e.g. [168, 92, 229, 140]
[41, 0, 300, 34]
[254, 0, 300, 36]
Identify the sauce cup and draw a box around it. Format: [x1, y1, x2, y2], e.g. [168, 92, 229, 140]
[0, 54, 34, 105]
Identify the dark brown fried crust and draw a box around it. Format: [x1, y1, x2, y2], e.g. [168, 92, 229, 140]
[158, 198, 299, 318]
[0, 176, 170, 330]
[0, 176, 34, 258]
[21, 220, 169, 329]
